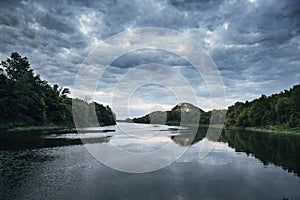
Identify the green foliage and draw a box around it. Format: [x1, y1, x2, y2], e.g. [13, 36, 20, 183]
[133, 114, 150, 124]
[0, 52, 47, 127]
[226, 85, 300, 128]
[133, 85, 300, 130]
[0, 52, 116, 129]
[94, 103, 116, 126]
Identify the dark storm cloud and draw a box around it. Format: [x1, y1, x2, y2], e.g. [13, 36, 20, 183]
[0, 0, 95, 87]
[169, 0, 223, 10]
[0, 0, 299, 117]
[111, 49, 190, 68]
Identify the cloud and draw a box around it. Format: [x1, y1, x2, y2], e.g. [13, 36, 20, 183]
[0, 0, 299, 118]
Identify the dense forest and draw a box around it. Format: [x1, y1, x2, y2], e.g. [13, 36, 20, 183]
[133, 86, 300, 130]
[0, 52, 116, 130]
[225, 84, 300, 129]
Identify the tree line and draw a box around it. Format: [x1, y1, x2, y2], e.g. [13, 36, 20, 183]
[132, 85, 300, 129]
[225, 84, 300, 128]
[0, 52, 115, 130]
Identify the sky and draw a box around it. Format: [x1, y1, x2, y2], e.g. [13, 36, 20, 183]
[0, 0, 299, 119]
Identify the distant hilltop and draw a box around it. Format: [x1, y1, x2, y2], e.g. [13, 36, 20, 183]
[132, 102, 225, 125]
[171, 102, 205, 113]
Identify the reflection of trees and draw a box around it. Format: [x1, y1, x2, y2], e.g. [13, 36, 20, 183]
[170, 127, 300, 177]
[0, 131, 112, 150]
[219, 130, 300, 177]
[171, 127, 225, 146]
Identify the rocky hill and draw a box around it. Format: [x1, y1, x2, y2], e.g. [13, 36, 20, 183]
[132, 102, 211, 125]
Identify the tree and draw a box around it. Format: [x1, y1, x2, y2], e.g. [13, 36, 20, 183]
[1, 52, 32, 81]
[0, 52, 116, 129]
[275, 97, 293, 125]
[0, 52, 46, 125]
[225, 85, 300, 129]
[289, 113, 298, 128]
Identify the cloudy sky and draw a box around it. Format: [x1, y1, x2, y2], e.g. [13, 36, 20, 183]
[0, 0, 299, 119]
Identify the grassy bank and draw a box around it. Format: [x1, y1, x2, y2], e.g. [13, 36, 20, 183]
[198, 124, 300, 134]
[2, 122, 299, 135]
[167, 122, 299, 135]
[144, 121, 300, 135]
[1, 124, 116, 135]
[244, 126, 300, 134]
[1, 125, 75, 134]
[224, 124, 300, 135]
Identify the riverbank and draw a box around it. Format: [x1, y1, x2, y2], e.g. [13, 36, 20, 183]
[224, 124, 300, 135]
[140, 121, 300, 135]
[184, 123, 300, 135]
[1, 124, 116, 135]
[245, 126, 300, 134]
[2, 122, 299, 135]
[0, 125, 75, 135]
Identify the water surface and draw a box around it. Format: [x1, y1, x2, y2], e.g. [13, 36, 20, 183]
[1, 122, 300, 199]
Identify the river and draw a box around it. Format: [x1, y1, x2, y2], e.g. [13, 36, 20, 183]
[0, 122, 300, 199]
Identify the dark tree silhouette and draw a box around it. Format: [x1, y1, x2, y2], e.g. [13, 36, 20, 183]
[0, 52, 116, 129]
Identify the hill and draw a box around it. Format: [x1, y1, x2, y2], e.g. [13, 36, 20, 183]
[132, 102, 212, 125]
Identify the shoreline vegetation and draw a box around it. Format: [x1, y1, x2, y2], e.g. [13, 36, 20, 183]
[3, 122, 299, 135]
[0, 52, 299, 135]
[0, 52, 116, 131]
[168, 123, 300, 134]
[132, 84, 300, 134]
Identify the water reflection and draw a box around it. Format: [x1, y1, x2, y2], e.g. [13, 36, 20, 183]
[0, 130, 112, 150]
[1, 123, 300, 177]
[171, 128, 206, 146]
[170, 126, 300, 177]
[0, 123, 300, 199]
[219, 129, 300, 177]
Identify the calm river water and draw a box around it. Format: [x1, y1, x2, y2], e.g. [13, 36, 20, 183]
[0, 122, 300, 199]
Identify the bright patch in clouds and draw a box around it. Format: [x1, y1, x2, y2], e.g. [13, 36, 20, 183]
[248, 0, 257, 4]
[79, 12, 96, 35]
[223, 23, 228, 30]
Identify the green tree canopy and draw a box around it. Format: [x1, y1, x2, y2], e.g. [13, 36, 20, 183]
[0, 52, 116, 129]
